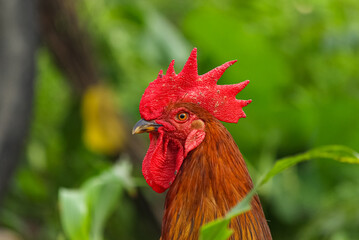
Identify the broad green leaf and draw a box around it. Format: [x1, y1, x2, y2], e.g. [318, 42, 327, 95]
[59, 160, 135, 240]
[83, 160, 135, 240]
[59, 189, 89, 240]
[199, 145, 359, 240]
[82, 169, 123, 240]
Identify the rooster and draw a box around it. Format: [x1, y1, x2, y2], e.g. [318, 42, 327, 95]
[133, 48, 272, 240]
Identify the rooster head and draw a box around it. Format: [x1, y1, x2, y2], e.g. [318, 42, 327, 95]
[132, 48, 251, 193]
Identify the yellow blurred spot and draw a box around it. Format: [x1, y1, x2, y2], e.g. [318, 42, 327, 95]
[82, 84, 125, 156]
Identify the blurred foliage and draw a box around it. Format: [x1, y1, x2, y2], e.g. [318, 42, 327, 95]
[59, 160, 135, 240]
[1, 0, 359, 239]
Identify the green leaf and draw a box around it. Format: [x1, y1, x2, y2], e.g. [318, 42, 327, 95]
[259, 145, 359, 186]
[226, 188, 256, 219]
[83, 161, 135, 240]
[59, 160, 135, 240]
[199, 187, 256, 240]
[59, 189, 90, 240]
[199, 218, 233, 240]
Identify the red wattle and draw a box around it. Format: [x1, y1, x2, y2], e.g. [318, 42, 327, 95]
[142, 131, 184, 193]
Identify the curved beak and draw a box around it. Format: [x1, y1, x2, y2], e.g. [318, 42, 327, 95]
[132, 119, 163, 135]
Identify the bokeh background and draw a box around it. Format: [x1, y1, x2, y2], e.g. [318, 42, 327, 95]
[1, 0, 359, 239]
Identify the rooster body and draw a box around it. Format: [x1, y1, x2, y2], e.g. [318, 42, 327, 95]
[133, 49, 272, 239]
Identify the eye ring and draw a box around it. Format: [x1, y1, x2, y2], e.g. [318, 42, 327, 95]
[176, 112, 189, 121]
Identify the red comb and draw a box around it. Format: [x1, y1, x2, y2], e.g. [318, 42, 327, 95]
[139, 48, 252, 123]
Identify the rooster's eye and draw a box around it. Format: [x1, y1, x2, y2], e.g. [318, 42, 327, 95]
[177, 112, 189, 121]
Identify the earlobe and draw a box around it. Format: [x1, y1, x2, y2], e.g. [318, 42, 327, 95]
[184, 129, 206, 157]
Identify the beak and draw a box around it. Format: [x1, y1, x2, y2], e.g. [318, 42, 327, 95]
[132, 119, 163, 135]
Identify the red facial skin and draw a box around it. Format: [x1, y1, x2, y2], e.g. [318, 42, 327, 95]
[142, 105, 206, 193]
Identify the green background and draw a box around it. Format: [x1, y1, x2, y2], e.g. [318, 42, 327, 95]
[1, 0, 359, 239]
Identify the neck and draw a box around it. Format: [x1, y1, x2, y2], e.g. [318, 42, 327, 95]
[161, 119, 271, 240]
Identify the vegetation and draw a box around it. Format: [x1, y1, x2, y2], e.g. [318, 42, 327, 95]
[1, 0, 359, 239]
